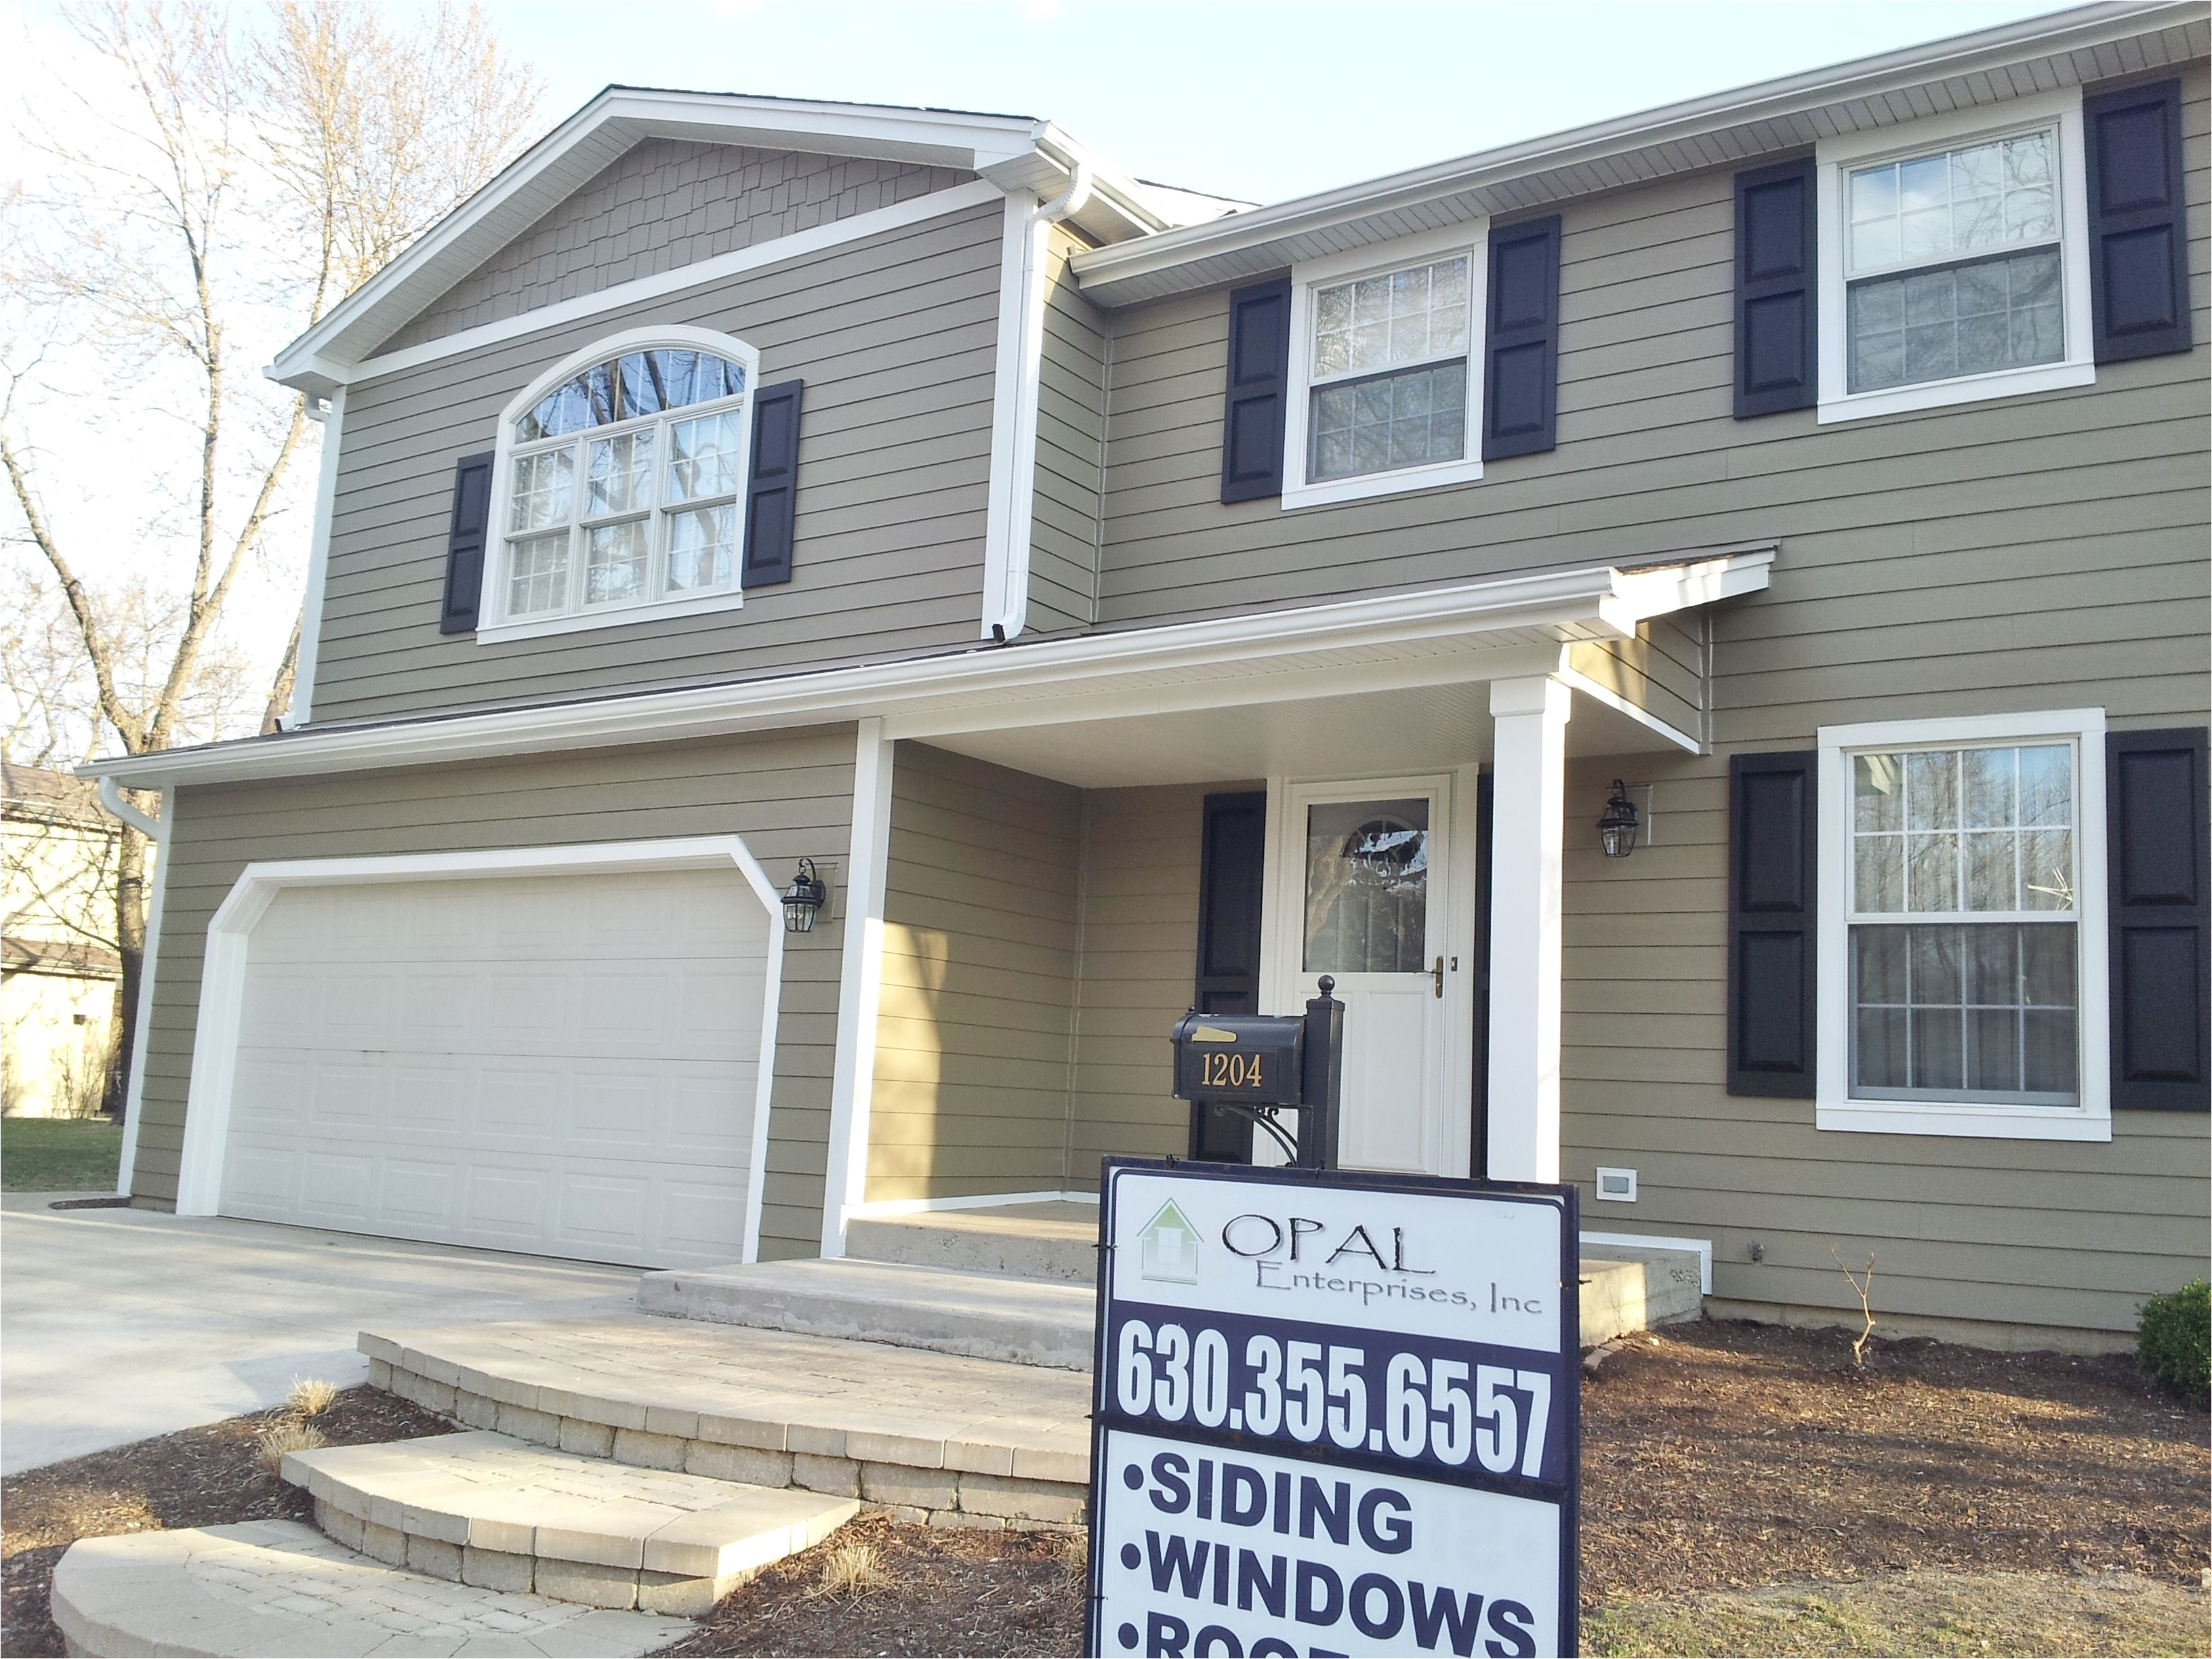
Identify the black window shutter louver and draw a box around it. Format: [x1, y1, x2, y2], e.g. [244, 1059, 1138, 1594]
[1482, 213, 1561, 459]
[2085, 77, 2194, 363]
[1733, 157, 1818, 417]
[742, 379, 804, 588]
[1191, 790, 1268, 1160]
[2107, 727, 2210, 1111]
[438, 451, 495, 634]
[1728, 751, 1818, 1097]
[1219, 277, 1290, 503]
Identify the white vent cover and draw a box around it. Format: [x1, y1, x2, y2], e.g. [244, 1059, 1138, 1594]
[1594, 1166, 1637, 1202]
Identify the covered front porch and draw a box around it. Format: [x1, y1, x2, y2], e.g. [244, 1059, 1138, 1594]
[813, 548, 1771, 1254]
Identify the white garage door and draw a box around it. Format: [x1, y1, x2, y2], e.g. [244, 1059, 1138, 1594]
[217, 865, 773, 1268]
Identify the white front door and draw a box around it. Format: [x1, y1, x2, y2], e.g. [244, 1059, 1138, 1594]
[1278, 778, 1454, 1176]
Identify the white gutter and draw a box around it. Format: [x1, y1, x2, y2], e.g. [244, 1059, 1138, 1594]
[981, 161, 1093, 643]
[76, 547, 1772, 790]
[94, 775, 163, 1200]
[1069, 0, 2203, 298]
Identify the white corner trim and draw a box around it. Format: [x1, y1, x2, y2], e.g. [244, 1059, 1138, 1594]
[979, 195, 1036, 640]
[820, 720, 896, 1257]
[1580, 1230, 1713, 1296]
[284, 174, 1009, 392]
[1815, 87, 2095, 427]
[110, 800, 167, 1199]
[1280, 220, 1490, 514]
[172, 836, 789, 1265]
[846, 1189, 1100, 1218]
[284, 388, 346, 729]
[1813, 705, 2110, 1143]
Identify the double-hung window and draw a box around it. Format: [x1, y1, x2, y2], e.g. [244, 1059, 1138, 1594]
[1283, 227, 1487, 508]
[489, 329, 758, 640]
[1817, 89, 2095, 422]
[1817, 710, 2110, 1141]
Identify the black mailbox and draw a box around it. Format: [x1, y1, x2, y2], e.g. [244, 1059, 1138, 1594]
[1170, 1011, 1305, 1107]
[1170, 977, 1344, 1169]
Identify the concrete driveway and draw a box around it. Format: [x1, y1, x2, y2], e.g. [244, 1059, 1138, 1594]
[1, 1193, 638, 1475]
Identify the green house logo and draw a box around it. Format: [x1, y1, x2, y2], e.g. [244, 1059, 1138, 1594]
[1136, 1200, 1202, 1284]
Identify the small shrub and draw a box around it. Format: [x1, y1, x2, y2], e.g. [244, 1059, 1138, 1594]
[254, 1418, 327, 1474]
[2137, 1279, 2210, 1404]
[287, 1376, 340, 1418]
[813, 1540, 889, 1600]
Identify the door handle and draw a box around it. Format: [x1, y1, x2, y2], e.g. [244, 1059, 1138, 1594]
[1431, 956, 1444, 999]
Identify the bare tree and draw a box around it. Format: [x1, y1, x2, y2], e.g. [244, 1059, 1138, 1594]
[0, 0, 539, 1109]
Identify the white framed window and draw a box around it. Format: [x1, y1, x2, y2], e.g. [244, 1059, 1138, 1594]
[1816, 89, 2095, 424]
[482, 325, 760, 643]
[1282, 223, 1488, 510]
[1816, 708, 2110, 1141]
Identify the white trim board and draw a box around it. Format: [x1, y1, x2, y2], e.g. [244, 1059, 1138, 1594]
[819, 722, 895, 1258]
[173, 836, 789, 1269]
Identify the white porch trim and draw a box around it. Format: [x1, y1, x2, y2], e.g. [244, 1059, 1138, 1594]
[172, 836, 787, 1268]
[1486, 675, 1572, 1183]
[821, 720, 896, 1257]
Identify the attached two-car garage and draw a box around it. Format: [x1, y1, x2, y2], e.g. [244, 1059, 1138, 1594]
[187, 844, 782, 1271]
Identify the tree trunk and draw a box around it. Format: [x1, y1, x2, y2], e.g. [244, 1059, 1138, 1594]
[105, 823, 148, 1126]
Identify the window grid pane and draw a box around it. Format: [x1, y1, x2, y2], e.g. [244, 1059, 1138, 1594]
[1847, 248, 2063, 392]
[583, 520, 649, 606]
[1313, 256, 1469, 383]
[1308, 361, 1467, 481]
[666, 506, 736, 593]
[1846, 129, 2057, 274]
[506, 532, 569, 616]
[1850, 921, 2078, 1102]
[1849, 744, 2075, 918]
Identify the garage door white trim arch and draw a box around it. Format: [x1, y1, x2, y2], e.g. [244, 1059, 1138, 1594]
[176, 836, 786, 1265]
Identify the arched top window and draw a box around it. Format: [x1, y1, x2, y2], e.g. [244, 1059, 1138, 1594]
[490, 327, 760, 636]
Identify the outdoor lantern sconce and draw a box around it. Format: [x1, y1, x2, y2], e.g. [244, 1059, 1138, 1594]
[781, 858, 828, 933]
[1597, 780, 1641, 859]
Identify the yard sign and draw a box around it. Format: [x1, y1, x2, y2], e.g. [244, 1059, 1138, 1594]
[1086, 1158, 1580, 1658]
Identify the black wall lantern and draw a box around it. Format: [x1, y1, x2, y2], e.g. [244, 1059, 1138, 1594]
[781, 858, 828, 933]
[1597, 780, 1641, 859]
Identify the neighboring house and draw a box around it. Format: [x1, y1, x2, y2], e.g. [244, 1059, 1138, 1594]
[2, 764, 122, 1117]
[81, 3, 2208, 1350]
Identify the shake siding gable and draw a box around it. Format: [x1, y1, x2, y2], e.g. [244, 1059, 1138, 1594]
[312, 197, 1006, 724]
[129, 727, 859, 1260]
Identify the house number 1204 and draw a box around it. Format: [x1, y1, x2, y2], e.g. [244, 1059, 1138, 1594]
[1198, 1050, 1265, 1090]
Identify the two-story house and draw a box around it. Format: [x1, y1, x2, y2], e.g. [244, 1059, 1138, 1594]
[83, 2, 2209, 1352]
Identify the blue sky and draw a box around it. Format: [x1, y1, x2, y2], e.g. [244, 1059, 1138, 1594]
[486, 1, 2076, 207]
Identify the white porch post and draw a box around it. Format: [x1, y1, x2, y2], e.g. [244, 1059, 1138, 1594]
[1486, 676, 1570, 1183]
[820, 718, 895, 1258]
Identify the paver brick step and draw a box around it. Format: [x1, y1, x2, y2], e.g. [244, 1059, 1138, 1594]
[362, 1315, 1092, 1530]
[636, 1256, 1096, 1368]
[49, 1519, 693, 1658]
[281, 1430, 856, 1616]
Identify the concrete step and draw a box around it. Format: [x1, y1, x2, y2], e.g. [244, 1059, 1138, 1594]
[1581, 1246, 1705, 1347]
[363, 1314, 1090, 1530]
[638, 1256, 1097, 1369]
[281, 1429, 856, 1616]
[49, 1519, 693, 1658]
[846, 1203, 1098, 1283]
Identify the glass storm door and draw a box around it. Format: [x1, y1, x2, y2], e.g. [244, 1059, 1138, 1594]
[1290, 781, 1451, 1175]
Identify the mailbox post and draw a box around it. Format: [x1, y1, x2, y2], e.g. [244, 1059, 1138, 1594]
[1168, 977, 1343, 1170]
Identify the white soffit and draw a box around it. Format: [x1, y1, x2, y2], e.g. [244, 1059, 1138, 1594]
[1070, 2, 2209, 306]
[78, 549, 1770, 790]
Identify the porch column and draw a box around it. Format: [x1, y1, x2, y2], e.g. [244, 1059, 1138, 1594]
[1486, 676, 1570, 1183]
[821, 719, 895, 1258]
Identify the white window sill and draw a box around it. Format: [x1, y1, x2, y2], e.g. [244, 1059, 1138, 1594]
[1816, 1099, 2112, 1142]
[1816, 359, 2095, 424]
[476, 588, 745, 644]
[1282, 455, 1484, 511]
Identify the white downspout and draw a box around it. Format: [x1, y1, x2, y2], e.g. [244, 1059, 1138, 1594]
[984, 163, 1092, 644]
[96, 776, 165, 1199]
[279, 388, 345, 730]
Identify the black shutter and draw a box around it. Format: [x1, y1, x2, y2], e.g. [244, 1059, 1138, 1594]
[1191, 790, 1267, 1160]
[2085, 77, 2194, 363]
[742, 379, 804, 588]
[1219, 277, 1290, 504]
[438, 451, 495, 634]
[1482, 214, 1561, 459]
[2108, 727, 2210, 1111]
[1728, 751, 1818, 1097]
[1733, 157, 1818, 417]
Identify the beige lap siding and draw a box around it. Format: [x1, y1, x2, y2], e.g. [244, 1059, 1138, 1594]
[314, 194, 1007, 724]
[129, 726, 857, 1260]
[1027, 225, 1109, 635]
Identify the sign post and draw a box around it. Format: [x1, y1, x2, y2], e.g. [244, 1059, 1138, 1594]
[1086, 1158, 1579, 1658]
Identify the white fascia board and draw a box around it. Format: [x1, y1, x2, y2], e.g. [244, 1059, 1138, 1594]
[1599, 546, 1776, 633]
[75, 549, 1773, 790]
[1068, 1, 2204, 302]
[264, 87, 1066, 389]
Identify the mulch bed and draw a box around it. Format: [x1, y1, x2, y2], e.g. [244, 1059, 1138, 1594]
[0, 1321, 2202, 1657]
[1, 1387, 451, 1658]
